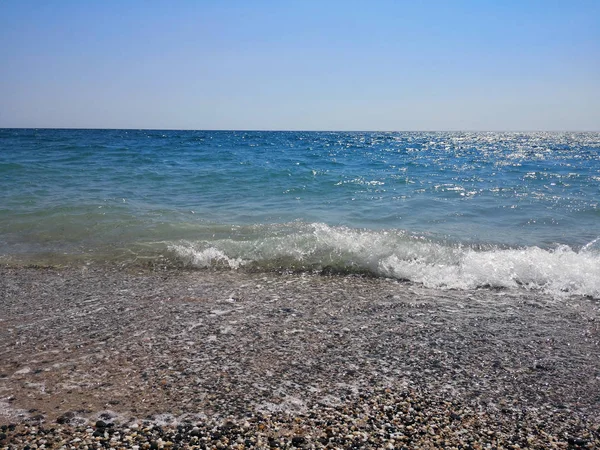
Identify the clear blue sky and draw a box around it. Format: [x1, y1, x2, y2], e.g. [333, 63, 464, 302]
[1, 0, 598, 130]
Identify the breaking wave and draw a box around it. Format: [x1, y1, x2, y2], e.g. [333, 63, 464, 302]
[169, 223, 600, 298]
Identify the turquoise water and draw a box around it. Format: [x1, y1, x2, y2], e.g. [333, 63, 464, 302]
[1, 129, 599, 296]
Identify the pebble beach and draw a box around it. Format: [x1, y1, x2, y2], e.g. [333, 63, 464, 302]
[0, 266, 599, 449]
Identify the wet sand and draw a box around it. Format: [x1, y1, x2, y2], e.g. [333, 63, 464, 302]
[0, 266, 599, 448]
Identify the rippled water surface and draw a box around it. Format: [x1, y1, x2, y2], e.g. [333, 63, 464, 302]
[1, 129, 599, 296]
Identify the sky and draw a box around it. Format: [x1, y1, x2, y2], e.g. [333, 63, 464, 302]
[0, 0, 598, 131]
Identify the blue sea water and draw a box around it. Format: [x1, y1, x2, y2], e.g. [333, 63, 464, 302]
[1, 129, 599, 297]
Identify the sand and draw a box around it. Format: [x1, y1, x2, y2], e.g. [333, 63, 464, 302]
[0, 265, 599, 448]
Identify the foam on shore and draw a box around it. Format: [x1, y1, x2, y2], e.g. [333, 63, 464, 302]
[169, 223, 600, 298]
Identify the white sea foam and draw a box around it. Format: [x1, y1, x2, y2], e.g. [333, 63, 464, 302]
[379, 244, 600, 297]
[171, 244, 245, 269]
[169, 223, 600, 299]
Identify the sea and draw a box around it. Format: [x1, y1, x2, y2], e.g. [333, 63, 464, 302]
[1, 129, 599, 298]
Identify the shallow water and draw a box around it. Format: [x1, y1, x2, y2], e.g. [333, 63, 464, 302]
[1, 129, 599, 296]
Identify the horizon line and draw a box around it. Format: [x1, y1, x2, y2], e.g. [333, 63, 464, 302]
[2, 127, 599, 133]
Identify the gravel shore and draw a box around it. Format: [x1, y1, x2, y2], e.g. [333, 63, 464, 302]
[1, 266, 599, 448]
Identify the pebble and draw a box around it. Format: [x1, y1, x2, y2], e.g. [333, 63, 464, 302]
[1, 267, 599, 449]
[1, 388, 598, 449]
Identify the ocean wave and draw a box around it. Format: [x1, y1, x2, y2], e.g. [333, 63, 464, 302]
[169, 223, 600, 299]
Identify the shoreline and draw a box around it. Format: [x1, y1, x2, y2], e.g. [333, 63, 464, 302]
[1, 265, 599, 448]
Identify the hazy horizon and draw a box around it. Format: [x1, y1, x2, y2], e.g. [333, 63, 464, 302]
[2, 127, 600, 133]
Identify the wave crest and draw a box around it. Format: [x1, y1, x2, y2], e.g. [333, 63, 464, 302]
[168, 223, 600, 298]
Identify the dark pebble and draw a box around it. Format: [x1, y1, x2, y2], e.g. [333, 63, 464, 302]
[567, 437, 588, 447]
[56, 412, 75, 424]
[291, 435, 306, 446]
